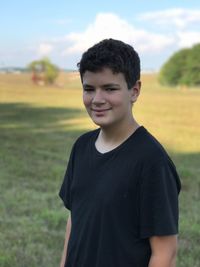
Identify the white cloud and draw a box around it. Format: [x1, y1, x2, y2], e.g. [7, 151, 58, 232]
[38, 43, 53, 56]
[177, 31, 200, 48]
[138, 8, 200, 49]
[23, 11, 199, 70]
[62, 13, 174, 55]
[138, 8, 200, 29]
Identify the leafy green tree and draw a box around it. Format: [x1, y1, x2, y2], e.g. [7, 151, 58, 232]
[28, 57, 59, 85]
[159, 44, 200, 87]
[159, 48, 190, 86]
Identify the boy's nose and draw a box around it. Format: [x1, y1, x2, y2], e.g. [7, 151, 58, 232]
[92, 90, 106, 104]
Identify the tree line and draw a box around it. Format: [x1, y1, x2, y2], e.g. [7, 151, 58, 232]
[28, 43, 200, 87]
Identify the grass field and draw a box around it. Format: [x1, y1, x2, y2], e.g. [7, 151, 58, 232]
[0, 72, 200, 267]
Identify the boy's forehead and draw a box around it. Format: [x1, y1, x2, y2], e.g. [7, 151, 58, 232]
[82, 68, 125, 83]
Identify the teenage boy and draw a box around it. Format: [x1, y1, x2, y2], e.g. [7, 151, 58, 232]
[59, 39, 181, 267]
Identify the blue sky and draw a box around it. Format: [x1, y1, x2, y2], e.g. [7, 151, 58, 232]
[1, 0, 200, 70]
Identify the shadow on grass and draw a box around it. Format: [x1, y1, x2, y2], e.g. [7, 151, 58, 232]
[0, 102, 86, 130]
[0, 102, 89, 188]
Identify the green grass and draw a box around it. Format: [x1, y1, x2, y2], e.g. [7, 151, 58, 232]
[0, 72, 200, 267]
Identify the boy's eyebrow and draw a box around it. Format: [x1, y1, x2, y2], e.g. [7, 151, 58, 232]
[83, 83, 120, 88]
[101, 83, 120, 88]
[83, 84, 94, 88]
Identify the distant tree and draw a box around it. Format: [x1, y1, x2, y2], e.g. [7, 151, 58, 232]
[28, 57, 59, 85]
[159, 44, 200, 87]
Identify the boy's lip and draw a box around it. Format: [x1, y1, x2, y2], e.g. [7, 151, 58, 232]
[91, 108, 111, 112]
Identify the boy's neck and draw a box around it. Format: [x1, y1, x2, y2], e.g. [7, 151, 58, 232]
[95, 118, 140, 153]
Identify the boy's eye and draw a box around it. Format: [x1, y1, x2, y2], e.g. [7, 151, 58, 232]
[105, 87, 118, 91]
[84, 88, 94, 92]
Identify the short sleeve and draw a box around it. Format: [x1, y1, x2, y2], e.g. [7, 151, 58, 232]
[59, 144, 76, 210]
[139, 157, 181, 238]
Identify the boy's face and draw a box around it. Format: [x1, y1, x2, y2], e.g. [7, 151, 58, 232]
[82, 67, 140, 129]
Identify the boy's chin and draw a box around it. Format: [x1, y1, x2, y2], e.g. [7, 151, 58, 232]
[92, 120, 113, 129]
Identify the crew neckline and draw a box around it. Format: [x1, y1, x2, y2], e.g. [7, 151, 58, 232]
[93, 126, 144, 156]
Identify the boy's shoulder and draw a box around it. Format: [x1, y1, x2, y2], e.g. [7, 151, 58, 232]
[137, 127, 181, 192]
[74, 128, 100, 147]
[135, 127, 172, 163]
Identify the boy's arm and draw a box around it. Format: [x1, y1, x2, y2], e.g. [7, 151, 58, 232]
[60, 213, 72, 267]
[148, 235, 178, 267]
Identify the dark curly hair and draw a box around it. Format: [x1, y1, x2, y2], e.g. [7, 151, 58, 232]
[77, 38, 140, 89]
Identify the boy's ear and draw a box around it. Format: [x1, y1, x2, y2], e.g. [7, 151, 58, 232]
[131, 80, 141, 103]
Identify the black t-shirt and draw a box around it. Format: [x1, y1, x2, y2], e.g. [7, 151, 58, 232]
[59, 126, 181, 267]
